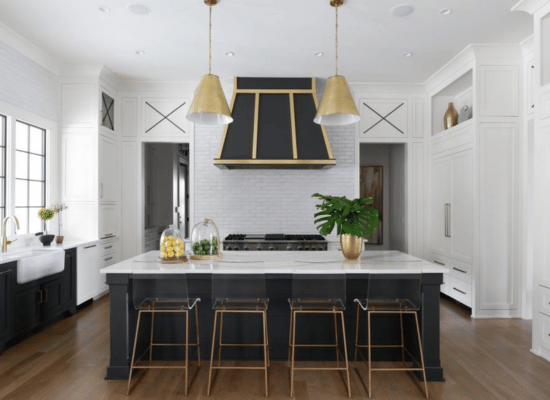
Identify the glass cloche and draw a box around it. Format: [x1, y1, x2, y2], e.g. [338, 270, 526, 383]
[190, 218, 221, 260]
[159, 225, 187, 263]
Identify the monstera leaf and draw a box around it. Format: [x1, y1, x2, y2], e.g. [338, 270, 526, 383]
[312, 193, 379, 238]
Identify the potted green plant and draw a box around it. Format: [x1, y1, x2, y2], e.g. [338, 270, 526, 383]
[38, 208, 56, 246]
[312, 193, 379, 260]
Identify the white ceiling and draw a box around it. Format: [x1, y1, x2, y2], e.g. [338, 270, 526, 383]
[0, 0, 533, 83]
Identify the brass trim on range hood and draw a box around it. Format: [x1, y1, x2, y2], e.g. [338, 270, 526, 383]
[214, 77, 336, 169]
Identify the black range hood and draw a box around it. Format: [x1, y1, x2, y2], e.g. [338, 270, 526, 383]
[214, 77, 336, 169]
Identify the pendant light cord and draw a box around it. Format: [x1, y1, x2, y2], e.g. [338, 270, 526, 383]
[335, 6, 339, 76]
[209, 5, 212, 75]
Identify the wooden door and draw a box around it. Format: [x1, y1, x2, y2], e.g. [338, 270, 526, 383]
[360, 166, 383, 244]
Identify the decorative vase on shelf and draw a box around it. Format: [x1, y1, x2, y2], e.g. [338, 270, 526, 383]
[443, 102, 459, 130]
[340, 234, 363, 261]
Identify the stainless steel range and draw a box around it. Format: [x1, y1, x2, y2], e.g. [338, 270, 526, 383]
[223, 234, 328, 251]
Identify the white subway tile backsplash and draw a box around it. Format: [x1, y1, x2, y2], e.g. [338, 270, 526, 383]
[194, 123, 356, 238]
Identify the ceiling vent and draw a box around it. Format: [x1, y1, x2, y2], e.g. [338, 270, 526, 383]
[214, 77, 336, 170]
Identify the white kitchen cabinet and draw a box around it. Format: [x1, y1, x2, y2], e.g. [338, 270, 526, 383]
[61, 79, 120, 241]
[76, 243, 100, 305]
[98, 135, 117, 203]
[99, 204, 118, 239]
[430, 149, 473, 264]
[427, 45, 521, 318]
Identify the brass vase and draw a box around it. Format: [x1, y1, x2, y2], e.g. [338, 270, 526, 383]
[443, 102, 458, 130]
[340, 234, 363, 261]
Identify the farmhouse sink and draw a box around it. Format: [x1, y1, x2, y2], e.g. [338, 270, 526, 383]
[13, 250, 65, 284]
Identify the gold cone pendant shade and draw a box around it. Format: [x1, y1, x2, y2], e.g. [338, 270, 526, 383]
[314, 0, 360, 126]
[186, 1, 232, 125]
[187, 74, 233, 125]
[314, 75, 360, 126]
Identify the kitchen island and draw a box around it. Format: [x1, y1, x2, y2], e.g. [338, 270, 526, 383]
[101, 250, 448, 381]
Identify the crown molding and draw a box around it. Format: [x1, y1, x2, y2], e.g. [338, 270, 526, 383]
[0, 22, 59, 75]
[511, 0, 550, 14]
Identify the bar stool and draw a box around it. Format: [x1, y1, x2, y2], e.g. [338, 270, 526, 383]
[127, 275, 201, 396]
[354, 274, 428, 399]
[207, 273, 270, 397]
[288, 272, 351, 398]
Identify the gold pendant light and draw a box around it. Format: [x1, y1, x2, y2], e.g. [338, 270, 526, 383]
[187, 0, 233, 125]
[314, 0, 360, 126]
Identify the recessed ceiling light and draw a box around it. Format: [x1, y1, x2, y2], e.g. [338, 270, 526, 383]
[224, 51, 235, 57]
[314, 52, 324, 57]
[390, 4, 415, 19]
[135, 50, 145, 55]
[128, 4, 150, 15]
[439, 8, 453, 16]
[402, 52, 414, 58]
[99, 6, 111, 13]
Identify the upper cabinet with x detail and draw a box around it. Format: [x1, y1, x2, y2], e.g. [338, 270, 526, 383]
[142, 98, 191, 137]
[359, 99, 408, 139]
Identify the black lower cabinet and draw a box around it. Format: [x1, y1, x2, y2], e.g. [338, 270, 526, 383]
[0, 263, 15, 352]
[1, 248, 77, 354]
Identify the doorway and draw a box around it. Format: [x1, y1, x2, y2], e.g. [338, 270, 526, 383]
[143, 143, 190, 252]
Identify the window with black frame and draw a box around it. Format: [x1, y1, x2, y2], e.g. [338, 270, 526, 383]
[0, 115, 6, 224]
[15, 121, 46, 234]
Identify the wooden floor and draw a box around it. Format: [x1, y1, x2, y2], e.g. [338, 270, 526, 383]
[0, 296, 549, 400]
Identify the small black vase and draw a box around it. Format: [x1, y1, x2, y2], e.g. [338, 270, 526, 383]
[39, 234, 55, 246]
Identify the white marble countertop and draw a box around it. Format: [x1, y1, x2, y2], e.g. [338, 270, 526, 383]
[0, 236, 119, 265]
[100, 250, 449, 275]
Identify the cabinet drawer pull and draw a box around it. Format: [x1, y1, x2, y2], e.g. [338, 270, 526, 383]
[105, 246, 113, 250]
[453, 267, 467, 274]
[105, 257, 113, 261]
[0, 269, 13, 276]
[102, 234, 115, 239]
[453, 287, 467, 295]
[84, 245, 97, 249]
[433, 260, 445, 266]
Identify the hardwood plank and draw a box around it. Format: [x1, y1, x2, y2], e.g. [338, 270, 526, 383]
[1, 295, 550, 399]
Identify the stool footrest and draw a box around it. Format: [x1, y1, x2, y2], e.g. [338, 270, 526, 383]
[219, 343, 266, 347]
[150, 342, 200, 347]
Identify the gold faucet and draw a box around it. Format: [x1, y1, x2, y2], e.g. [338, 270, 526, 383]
[2, 215, 20, 253]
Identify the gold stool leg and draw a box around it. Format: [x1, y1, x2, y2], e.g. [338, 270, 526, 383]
[413, 312, 429, 399]
[149, 310, 155, 364]
[263, 310, 269, 397]
[207, 310, 219, 397]
[339, 311, 352, 399]
[287, 308, 293, 366]
[367, 311, 372, 399]
[217, 311, 224, 366]
[127, 310, 143, 395]
[195, 303, 201, 367]
[185, 310, 189, 396]
[354, 303, 360, 364]
[333, 312, 339, 366]
[290, 310, 297, 397]
[400, 312, 405, 367]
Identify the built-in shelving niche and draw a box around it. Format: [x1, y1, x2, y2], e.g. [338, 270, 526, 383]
[431, 69, 473, 136]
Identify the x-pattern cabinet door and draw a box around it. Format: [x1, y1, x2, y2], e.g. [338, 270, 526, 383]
[360, 99, 408, 138]
[142, 98, 191, 137]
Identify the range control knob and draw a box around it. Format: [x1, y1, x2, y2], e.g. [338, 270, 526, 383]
[297, 246, 303, 251]
[304, 246, 310, 251]
[287, 246, 293, 251]
[269, 246, 275, 251]
[256, 245, 262, 251]
[244, 246, 250, 251]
